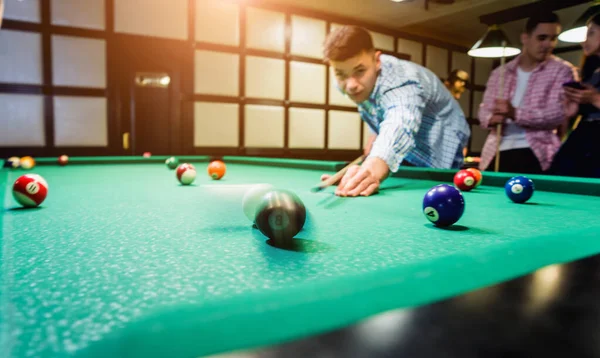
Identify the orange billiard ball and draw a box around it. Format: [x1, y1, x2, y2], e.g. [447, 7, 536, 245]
[465, 168, 482, 187]
[207, 160, 226, 180]
[20, 156, 35, 170]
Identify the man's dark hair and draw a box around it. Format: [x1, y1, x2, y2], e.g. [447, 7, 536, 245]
[323, 25, 374, 62]
[524, 12, 560, 34]
[447, 69, 469, 84]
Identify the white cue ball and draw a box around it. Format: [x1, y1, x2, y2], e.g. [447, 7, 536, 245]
[242, 183, 275, 222]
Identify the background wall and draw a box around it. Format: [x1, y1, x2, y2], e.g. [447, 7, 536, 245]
[0, 0, 503, 159]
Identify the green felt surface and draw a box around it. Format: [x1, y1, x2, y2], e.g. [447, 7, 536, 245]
[2, 158, 600, 358]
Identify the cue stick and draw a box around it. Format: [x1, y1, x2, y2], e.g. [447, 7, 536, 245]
[494, 41, 507, 172]
[310, 155, 366, 192]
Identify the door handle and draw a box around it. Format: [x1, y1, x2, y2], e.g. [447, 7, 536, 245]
[123, 132, 130, 150]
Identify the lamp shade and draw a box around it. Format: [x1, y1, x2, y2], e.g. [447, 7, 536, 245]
[468, 25, 521, 58]
[558, 4, 600, 43]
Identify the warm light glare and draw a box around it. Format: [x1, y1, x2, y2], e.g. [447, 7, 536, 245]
[559, 26, 587, 43]
[159, 76, 171, 86]
[526, 264, 563, 314]
[468, 47, 521, 58]
[357, 309, 413, 348]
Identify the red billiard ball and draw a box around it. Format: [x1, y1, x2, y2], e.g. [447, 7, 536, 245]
[176, 163, 196, 185]
[207, 160, 226, 180]
[453, 169, 476, 192]
[58, 155, 69, 166]
[143, 152, 151, 158]
[13, 174, 48, 207]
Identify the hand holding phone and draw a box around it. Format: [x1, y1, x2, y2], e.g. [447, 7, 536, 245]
[563, 81, 585, 90]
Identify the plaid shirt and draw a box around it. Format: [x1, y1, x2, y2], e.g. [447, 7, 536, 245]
[478, 55, 578, 171]
[358, 55, 470, 172]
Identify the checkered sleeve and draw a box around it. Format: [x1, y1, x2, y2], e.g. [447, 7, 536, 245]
[368, 84, 424, 173]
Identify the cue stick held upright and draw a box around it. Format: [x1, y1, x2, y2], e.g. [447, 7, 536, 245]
[494, 41, 507, 173]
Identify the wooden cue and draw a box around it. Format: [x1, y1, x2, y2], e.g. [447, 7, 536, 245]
[494, 43, 507, 172]
[311, 155, 366, 192]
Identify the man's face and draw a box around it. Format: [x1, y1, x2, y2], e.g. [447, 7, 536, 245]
[330, 50, 381, 104]
[521, 23, 560, 62]
[452, 80, 466, 95]
[451, 71, 469, 94]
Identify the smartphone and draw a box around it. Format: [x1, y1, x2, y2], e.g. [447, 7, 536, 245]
[563, 81, 585, 90]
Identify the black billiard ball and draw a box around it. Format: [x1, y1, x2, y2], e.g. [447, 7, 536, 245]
[255, 190, 306, 247]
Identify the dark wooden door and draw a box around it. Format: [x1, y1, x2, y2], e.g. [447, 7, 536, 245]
[131, 77, 171, 155]
[111, 35, 186, 156]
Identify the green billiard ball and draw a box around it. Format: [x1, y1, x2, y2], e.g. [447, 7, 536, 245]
[165, 157, 179, 170]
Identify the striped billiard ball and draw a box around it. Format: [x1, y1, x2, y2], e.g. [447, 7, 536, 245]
[20, 156, 35, 170]
[6, 156, 20, 169]
[176, 163, 196, 185]
[13, 174, 48, 207]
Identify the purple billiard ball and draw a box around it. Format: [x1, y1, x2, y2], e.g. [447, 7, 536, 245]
[423, 184, 465, 227]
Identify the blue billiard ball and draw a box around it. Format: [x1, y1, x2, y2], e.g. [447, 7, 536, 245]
[423, 184, 465, 227]
[505, 176, 534, 203]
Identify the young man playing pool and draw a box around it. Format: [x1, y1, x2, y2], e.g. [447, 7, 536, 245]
[320, 26, 470, 197]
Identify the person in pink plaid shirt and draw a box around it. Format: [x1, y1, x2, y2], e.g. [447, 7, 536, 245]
[478, 13, 578, 174]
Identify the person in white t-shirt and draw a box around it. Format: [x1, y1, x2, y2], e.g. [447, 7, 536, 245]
[478, 13, 577, 174]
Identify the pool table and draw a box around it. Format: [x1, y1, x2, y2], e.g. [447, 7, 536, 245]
[2, 156, 600, 358]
